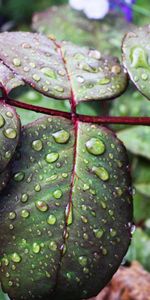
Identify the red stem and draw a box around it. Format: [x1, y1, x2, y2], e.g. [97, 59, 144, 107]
[2, 97, 150, 126]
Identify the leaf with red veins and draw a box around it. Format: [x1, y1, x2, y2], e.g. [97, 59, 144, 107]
[0, 32, 128, 106]
[0, 61, 24, 95]
[0, 32, 71, 100]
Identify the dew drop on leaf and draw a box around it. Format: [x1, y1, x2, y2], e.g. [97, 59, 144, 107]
[86, 138, 105, 155]
[52, 129, 70, 144]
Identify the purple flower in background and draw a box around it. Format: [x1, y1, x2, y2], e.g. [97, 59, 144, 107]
[69, 0, 136, 21]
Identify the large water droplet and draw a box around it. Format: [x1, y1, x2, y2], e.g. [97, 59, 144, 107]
[52, 130, 70, 144]
[13, 171, 25, 182]
[130, 47, 149, 69]
[3, 128, 17, 139]
[53, 189, 62, 199]
[32, 140, 43, 151]
[92, 166, 109, 181]
[45, 152, 59, 163]
[86, 138, 105, 155]
[21, 209, 30, 219]
[8, 211, 16, 220]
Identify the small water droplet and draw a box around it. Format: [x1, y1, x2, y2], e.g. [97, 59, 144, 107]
[35, 200, 48, 212]
[141, 73, 148, 80]
[111, 65, 121, 74]
[49, 241, 57, 251]
[81, 215, 88, 223]
[41, 67, 56, 79]
[3, 128, 17, 139]
[52, 130, 70, 144]
[34, 184, 41, 192]
[47, 214, 57, 225]
[110, 228, 117, 237]
[86, 138, 105, 155]
[21, 209, 30, 218]
[32, 74, 41, 82]
[21, 193, 29, 203]
[53, 189, 62, 199]
[11, 253, 21, 263]
[92, 166, 109, 181]
[8, 211, 16, 220]
[32, 140, 43, 151]
[89, 49, 101, 60]
[77, 75, 85, 83]
[13, 171, 25, 182]
[32, 243, 41, 254]
[45, 152, 59, 163]
[98, 78, 110, 85]
[13, 58, 21, 67]
[93, 228, 104, 239]
[78, 256, 88, 266]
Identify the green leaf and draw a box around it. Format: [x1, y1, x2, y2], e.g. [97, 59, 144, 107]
[32, 5, 134, 57]
[0, 32, 128, 105]
[126, 228, 150, 271]
[0, 116, 132, 300]
[0, 62, 24, 94]
[117, 126, 150, 159]
[122, 24, 150, 100]
[0, 101, 21, 173]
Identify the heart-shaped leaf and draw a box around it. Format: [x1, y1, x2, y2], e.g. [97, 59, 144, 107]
[0, 101, 21, 172]
[122, 25, 150, 100]
[0, 32, 128, 105]
[0, 116, 132, 300]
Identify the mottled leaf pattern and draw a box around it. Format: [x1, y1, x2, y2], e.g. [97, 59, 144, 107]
[0, 116, 132, 300]
[0, 32, 128, 104]
[122, 25, 150, 100]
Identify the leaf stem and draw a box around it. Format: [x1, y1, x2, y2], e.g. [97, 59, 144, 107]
[2, 97, 150, 126]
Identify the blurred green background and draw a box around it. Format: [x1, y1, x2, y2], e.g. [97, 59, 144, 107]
[0, 0, 150, 299]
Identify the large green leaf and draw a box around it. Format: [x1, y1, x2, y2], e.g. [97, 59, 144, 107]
[0, 116, 132, 300]
[122, 24, 150, 100]
[0, 32, 128, 105]
[117, 126, 150, 159]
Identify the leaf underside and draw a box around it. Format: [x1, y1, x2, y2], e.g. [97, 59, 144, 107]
[0, 32, 128, 105]
[122, 24, 150, 100]
[0, 116, 133, 300]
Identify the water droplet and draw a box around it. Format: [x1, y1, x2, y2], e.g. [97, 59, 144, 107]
[3, 128, 17, 139]
[49, 241, 57, 251]
[98, 78, 110, 85]
[13, 171, 25, 182]
[78, 256, 88, 266]
[81, 215, 88, 223]
[77, 75, 85, 83]
[11, 253, 21, 263]
[47, 214, 57, 225]
[2, 257, 9, 266]
[35, 200, 48, 212]
[34, 184, 41, 192]
[141, 73, 148, 80]
[89, 49, 101, 60]
[5, 150, 11, 159]
[111, 65, 121, 74]
[32, 74, 41, 82]
[110, 228, 117, 237]
[41, 67, 56, 79]
[130, 47, 148, 69]
[32, 243, 41, 254]
[52, 130, 70, 144]
[93, 228, 104, 239]
[0, 114, 5, 128]
[45, 152, 59, 163]
[8, 211, 16, 220]
[21, 209, 30, 218]
[92, 166, 109, 181]
[86, 138, 105, 155]
[13, 58, 21, 67]
[21, 193, 29, 203]
[53, 189, 62, 199]
[83, 183, 90, 191]
[6, 111, 13, 118]
[32, 140, 43, 151]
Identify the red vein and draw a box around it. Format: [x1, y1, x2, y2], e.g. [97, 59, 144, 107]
[78, 115, 150, 126]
